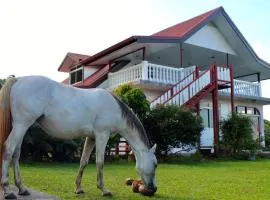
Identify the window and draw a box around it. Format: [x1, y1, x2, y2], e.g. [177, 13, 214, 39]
[70, 67, 83, 84]
[246, 107, 254, 115]
[236, 106, 260, 116]
[236, 106, 245, 114]
[235, 105, 261, 141]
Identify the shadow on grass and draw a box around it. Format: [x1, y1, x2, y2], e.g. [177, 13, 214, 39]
[74, 193, 203, 200]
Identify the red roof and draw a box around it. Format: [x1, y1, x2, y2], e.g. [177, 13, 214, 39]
[58, 52, 90, 72]
[62, 7, 223, 88]
[152, 7, 221, 38]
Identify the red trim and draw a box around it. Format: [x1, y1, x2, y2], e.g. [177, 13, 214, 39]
[81, 36, 137, 66]
[211, 65, 219, 148]
[162, 66, 212, 105]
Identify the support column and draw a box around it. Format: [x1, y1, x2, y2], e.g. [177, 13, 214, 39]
[230, 65, 234, 113]
[212, 65, 219, 150]
[195, 66, 200, 116]
[180, 43, 184, 67]
[257, 73, 261, 83]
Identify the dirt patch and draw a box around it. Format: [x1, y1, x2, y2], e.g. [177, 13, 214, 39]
[1, 185, 59, 200]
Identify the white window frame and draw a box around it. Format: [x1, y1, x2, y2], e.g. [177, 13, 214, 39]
[69, 66, 84, 85]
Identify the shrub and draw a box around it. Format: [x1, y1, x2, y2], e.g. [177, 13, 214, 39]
[220, 112, 257, 156]
[143, 104, 203, 157]
[111, 84, 150, 155]
[264, 119, 270, 148]
[113, 84, 150, 119]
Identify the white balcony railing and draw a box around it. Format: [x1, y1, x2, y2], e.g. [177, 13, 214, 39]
[220, 79, 261, 97]
[108, 61, 196, 88]
[108, 61, 261, 98]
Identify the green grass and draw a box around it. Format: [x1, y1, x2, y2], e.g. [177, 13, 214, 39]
[10, 159, 270, 200]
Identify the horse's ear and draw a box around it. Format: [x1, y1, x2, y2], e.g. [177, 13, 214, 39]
[150, 144, 157, 153]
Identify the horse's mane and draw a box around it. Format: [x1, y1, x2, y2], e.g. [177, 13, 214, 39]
[112, 94, 150, 148]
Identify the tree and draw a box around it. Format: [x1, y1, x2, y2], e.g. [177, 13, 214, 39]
[21, 125, 83, 162]
[220, 112, 256, 155]
[143, 105, 203, 156]
[113, 84, 150, 120]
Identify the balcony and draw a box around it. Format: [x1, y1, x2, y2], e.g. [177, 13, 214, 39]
[220, 79, 261, 97]
[108, 61, 195, 89]
[108, 61, 261, 98]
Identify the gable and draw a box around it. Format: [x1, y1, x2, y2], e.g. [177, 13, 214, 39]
[185, 22, 237, 55]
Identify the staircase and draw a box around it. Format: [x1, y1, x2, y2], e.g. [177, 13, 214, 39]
[150, 65, 232, 109]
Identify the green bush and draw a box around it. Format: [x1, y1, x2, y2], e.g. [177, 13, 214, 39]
[113, 84, 150, 119]
[143, 104, 203, 156]
[264, 119, 270, 149]
[111, 84, 150, 155]
[220, 112, 257, 156]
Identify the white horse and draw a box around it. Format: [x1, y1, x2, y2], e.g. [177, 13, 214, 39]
[0, 76, 157, 199]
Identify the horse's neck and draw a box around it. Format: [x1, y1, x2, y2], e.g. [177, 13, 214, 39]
[120, 129, 149, 153]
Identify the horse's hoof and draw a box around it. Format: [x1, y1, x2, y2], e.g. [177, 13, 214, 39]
[75, 188, 84, 194]
[4, 192, 17, 199]
[102, 190, 112, 196]
[18, 188, 30, 196]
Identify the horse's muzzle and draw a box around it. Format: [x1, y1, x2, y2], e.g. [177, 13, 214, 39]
[148, 184, 157, 193]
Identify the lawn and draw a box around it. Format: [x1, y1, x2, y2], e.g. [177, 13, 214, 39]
[10, 159, 270, 200]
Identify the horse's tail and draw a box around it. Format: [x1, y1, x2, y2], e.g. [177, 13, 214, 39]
[0, 77, 17, 175]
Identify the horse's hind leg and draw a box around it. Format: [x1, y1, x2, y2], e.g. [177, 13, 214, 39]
[12, 141, 29, 196]
[75, 137, 95, 194]
[95, 131, 111, 196]
[2, 124, 29, 199]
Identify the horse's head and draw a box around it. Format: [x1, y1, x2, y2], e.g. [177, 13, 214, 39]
[135, 144, 157, 193]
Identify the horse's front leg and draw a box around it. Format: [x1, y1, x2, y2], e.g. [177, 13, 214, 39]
[95, 132, 111, 196]
[13, 141, 30, 196]
[75, 137, 95, 194]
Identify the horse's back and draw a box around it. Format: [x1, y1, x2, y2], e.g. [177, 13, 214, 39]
[10, 76, 56, 122]
[10, 76, 123, 138]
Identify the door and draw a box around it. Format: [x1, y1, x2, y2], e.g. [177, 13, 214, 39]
[200, 107, 214, 149]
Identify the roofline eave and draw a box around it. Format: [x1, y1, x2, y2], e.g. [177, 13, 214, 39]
[80, 36, 138, 66]
[58, 54, 69, 72]
[221, 8, 270, 71]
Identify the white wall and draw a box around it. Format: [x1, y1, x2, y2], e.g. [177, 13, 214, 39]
[185, 22, 237, 55]
[120, 59, 142, 70]
[84, 66, 99, 79]
[143, 88, 163, 102]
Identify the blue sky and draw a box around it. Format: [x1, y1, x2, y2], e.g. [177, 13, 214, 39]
[1, 0, 270, 118]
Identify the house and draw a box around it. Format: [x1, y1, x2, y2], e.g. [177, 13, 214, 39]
[58, 7, 270, 152]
